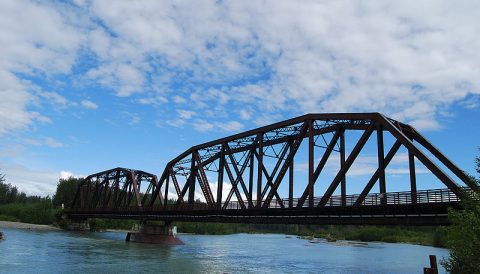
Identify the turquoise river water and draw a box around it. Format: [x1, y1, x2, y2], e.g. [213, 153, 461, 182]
[0, 227, 449, 273]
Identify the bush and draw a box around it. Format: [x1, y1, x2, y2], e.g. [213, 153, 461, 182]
[0, 214, 20, 222]
[441, 190, 480, 273]
[0, 201, 55, 225]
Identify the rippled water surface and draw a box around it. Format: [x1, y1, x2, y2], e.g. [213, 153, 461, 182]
[0, 228, 449, 273]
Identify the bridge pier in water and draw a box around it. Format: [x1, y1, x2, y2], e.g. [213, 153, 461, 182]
[126, 221, 183, 245]
[62, 218, 90, 231]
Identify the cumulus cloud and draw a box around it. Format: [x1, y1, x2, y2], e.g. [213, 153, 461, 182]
[0, 164, 82, 196]
[23, 137, 64, 148]
[1, 0, 480, 135]
[0, 0, 83, 134]
[81, 99, 98, 109]
[59, 170, 84, 180]
[79, 0, 480, 130]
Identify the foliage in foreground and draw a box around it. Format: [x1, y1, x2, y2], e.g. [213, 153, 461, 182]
[440, 153, 480, 273]
[441, 185, 480, 273]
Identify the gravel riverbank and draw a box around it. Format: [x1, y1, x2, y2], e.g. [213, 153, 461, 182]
[0, 221, 60, 231]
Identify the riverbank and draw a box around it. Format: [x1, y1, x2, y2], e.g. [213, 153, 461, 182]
[0, 216, 447, 247]
[0, 221, 60, 231]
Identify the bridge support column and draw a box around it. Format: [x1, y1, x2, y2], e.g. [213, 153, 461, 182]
[126, 222, 183, 245]
[62, 218, 90, 231]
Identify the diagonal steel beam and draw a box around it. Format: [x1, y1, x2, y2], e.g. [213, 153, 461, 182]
[222, 160, 246, 209]
[354, 140, 402, 205]
[297, 129, 341, 208]
[408, 129, 479, 192]
[318, 124, 376, 207]
[224, 143, 254, 208]
[193, 151, 215, 207]
[147, 168, 167, 207]
[169, 168, 183, 204]
[263, 121, 309, 208]
[258, 143, 289, 197]
[252, 148, 287, 207]
[378, 115, 463, 196]
[130, 171, 143, 208]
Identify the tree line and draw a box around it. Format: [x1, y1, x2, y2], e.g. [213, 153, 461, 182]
[0, 173, 81, 224]
[0, 173, 80, 207]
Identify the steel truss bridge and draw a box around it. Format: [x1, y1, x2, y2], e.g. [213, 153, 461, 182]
[66, 113, 478, 225]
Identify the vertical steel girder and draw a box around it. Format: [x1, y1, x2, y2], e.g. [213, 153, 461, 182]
[71, 113, 477, 213]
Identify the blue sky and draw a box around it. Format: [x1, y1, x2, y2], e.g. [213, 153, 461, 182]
[0, 0, 479, 197]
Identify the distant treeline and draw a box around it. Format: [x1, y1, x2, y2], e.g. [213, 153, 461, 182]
[0, 180, 47, 205]
[0, 173, 81, 225]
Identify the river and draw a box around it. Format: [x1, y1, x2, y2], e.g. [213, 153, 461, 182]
[0, 227, 449, 273]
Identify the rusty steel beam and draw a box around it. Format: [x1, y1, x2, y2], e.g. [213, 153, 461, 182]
[340, 128, 346, 206]
[377, 125, 387, 205]
[354, 140, 402, 206]
[318, 124, 376, 207]
[409, 147, 418, 204]
[297, 129, 341, 208]
[262, 121, 309, 208]
[378, 115, 462, 195]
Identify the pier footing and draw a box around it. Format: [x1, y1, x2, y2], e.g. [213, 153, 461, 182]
[62, 218, 90, 231]
[126, 223, 183, 245]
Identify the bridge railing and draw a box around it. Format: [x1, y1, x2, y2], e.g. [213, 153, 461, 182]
[222, 187, 474, 210]
[68, 187, 475, 212]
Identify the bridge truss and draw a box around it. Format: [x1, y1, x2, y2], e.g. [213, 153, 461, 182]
[68, 113, 478, 225]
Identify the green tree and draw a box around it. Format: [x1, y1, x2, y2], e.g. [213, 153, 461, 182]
[53, 177, 82, 208]
[0, 171, 7, 204]
[441, 154, 480, 273]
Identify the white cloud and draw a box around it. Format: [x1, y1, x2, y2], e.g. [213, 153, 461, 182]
[2, 1, 480, 136]
[0, 164, 79, 196]
[238, 109, 252, 120]
[121, 112, 141, 125]
[36, 90, 69, 110]
[193, 119, 215, 132]
[59, 170, 84, 180]
[82, 0, 479, 130]
[173, 96, 187, 104]
[1, 163, 85, 196]
[81, 99, 98, 109]
[218, 121, 244, 132]
[24, 137, 64, 148]
[0, 0, 84, 135]
[178, 110, 195, 119]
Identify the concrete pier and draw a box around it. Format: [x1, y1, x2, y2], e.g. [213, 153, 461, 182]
[126, 222, 183, 245]
[62, 218, 90, 231]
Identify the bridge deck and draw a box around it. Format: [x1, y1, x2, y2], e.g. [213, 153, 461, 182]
[65, 188, 473, 225]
